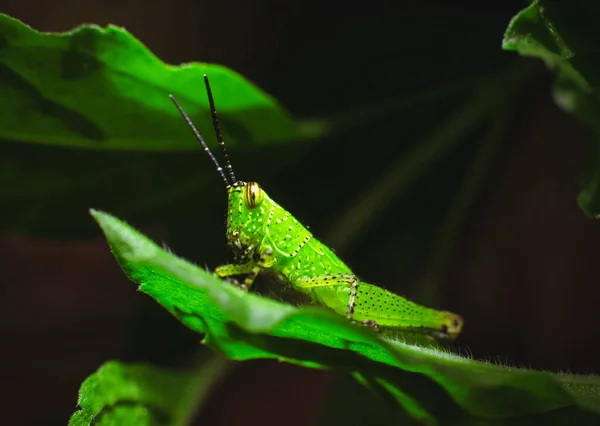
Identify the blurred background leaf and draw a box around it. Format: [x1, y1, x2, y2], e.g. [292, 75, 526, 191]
[0, 13, 312, 239]
[503, 0, 600, 216]
[0, 13, 304, 150]
[69, 357, 231, 426]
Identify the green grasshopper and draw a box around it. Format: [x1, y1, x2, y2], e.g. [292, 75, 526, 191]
[169, 75, 464, 339]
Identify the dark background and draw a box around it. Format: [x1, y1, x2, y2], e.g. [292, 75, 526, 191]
[2, 1, 599, 425]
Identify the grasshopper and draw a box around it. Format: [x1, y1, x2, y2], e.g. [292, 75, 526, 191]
[169, 75, 463, 339]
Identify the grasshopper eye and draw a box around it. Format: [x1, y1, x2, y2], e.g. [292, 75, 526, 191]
[245, 181, 264, 209]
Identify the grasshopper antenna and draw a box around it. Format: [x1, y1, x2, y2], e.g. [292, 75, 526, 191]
[169, 94, 231, 188]
[203, 74, 238, 185]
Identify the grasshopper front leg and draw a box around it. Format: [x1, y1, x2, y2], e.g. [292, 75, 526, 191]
[214, 262, 254, 289]
[215, 247, 275, 290]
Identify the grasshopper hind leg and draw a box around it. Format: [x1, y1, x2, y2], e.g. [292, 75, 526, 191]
[347, 276, 358, 319]
[294, 273, 381, 331]
[348, 280, 381, 330]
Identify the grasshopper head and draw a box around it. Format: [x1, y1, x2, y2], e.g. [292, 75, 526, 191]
[226, 181, 270, 259]
[437, 312, 464, 340]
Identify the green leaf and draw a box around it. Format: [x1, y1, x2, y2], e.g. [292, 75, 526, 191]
[503, 1, 600, 216]
[90, 209, 600, 424]
[503, 1, 585, 90]
[0, 13, 305, 150]
[69, 357, 229, 426]
[0, 12, 314, 238]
